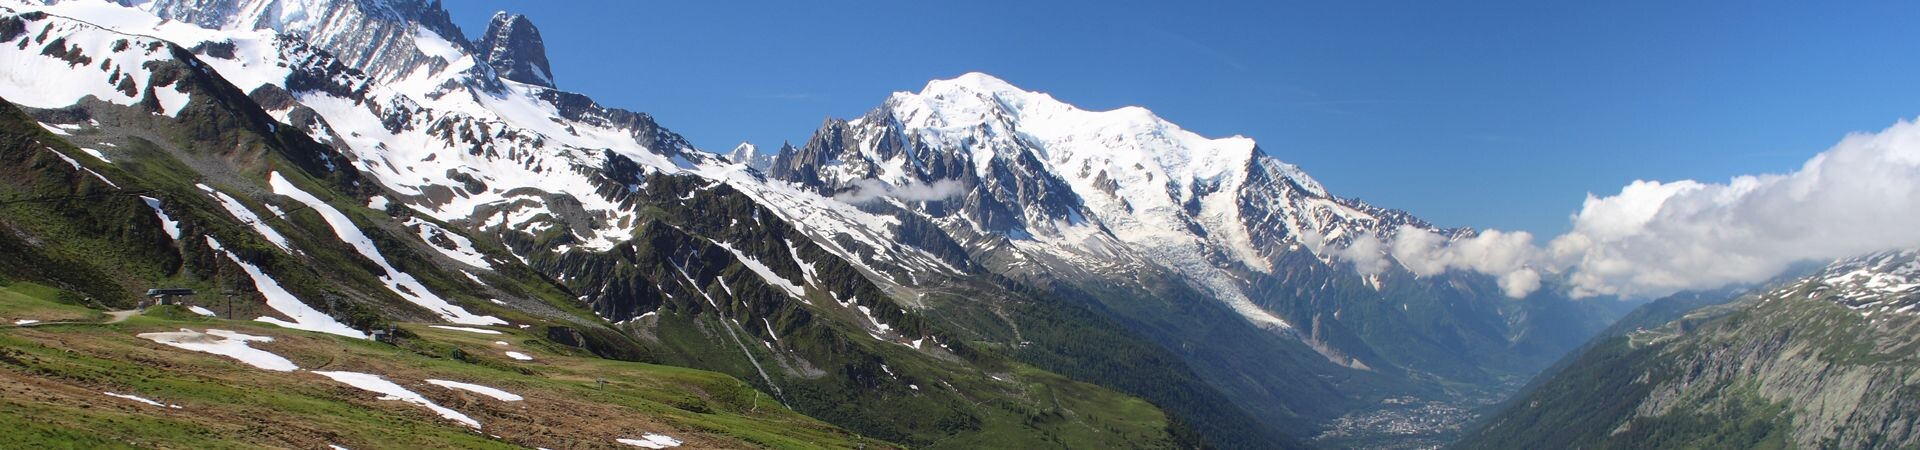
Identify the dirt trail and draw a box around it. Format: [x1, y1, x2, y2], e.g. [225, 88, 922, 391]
[5, 310, 143, 328]
[104, 310, 139, 323]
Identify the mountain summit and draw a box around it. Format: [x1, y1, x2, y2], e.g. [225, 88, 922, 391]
[769, 71, 1623, 446]
[114, 0, 471, 84]
[474, 11, 553, 87]
[774, 71, 1419, 331]
[0, 1, 1624, 446]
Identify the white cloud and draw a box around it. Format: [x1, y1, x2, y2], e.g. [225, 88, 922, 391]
[1387, 227, 1536, 279]
[1336, 231, 1392, 275]
[1497, 268, 1541, 299]
[1546, 118, 1920, 297]
[1328, 118, 1920, 299]
[832, 179, 967, 204]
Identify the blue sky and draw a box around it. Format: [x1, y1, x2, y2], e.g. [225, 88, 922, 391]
[447, 0, 1920, 238]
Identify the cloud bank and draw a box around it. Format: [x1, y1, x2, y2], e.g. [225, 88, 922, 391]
[1334, 118, 1920, 299]
[832, 179, 967, 204]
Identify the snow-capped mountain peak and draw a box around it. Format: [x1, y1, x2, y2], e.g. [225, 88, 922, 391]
[104, 0, 473, 85]
[878, 73, 1343, 230]
[726, 141, 774, 170]
[6, 0, 727, 256]
[772, 72, 1441, 343]
[884, 71, 1276, 197]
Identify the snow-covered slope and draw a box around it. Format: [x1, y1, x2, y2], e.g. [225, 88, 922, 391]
[771, 72, 1437, 333]
[116, 0, 471, 85]
[1790, 249, 1920, 317]
[0, 0, 965, 344]
[0, 1, 1620, 444]
[0, 5, 195, 114]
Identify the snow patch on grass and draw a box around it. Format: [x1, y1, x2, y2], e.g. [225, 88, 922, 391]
[312, 371, 479, 429]
[269, 172, 503, 325]
[427, 325, 501, 335]
[425, 379, 523, 402]
[199, 184, 293, 253]
[50, 149, 119, 188]
[139, 196, 183, 240]
[138, 328, 298, 372]
[206, 237, 366, 339]
[104, 392, 180, 409]
[616, 434, 683, 448]
[80, 147, 110, 163]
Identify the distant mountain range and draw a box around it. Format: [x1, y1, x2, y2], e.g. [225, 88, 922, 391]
[6, 1, 1905, 449]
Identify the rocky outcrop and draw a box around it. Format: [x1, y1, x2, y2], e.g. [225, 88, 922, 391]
[118, 0, 472, 84]
[472, 12, 552, 88]
[765, 72, 1617, 447]
[1461, 253, 1920, 449]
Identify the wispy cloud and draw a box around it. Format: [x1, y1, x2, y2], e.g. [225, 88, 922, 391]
[832, 179, 967, 204]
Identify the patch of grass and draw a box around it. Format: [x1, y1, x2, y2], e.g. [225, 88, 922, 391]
[0, 282, 102, 323]
[0, 291, 886, 449]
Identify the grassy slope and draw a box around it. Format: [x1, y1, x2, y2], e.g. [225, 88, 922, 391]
[0, 14, 1187, 446]
[0, 283, 882, 449]
[0, 99, 1179, 449]
[529, 175, 1184, 449]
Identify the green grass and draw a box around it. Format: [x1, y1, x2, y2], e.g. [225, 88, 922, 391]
[0, 96, 1183, 449]
[0, 282, 103, 323]
[920, 365, 1177, 450]
[0, 289, 886, 449]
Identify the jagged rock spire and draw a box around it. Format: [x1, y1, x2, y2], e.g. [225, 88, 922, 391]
[474, 11, 554, 88]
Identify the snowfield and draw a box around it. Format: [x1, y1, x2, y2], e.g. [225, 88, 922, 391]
[427, 325, 503, 335]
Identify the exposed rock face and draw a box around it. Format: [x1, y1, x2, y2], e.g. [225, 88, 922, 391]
[0, 5, 1198, 448]
[769, 72, 1623, 446]
[1461, 250, 1920, 449]
[5, 1, 1623, 445]
[112, 0, 472, 84]
[472, 11, 552, 88]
